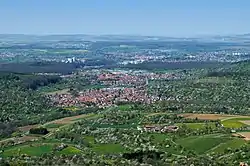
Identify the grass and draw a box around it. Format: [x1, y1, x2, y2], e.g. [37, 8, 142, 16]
[118, 104, 132, 111]
[210, 138, 246, 153]
[57, 146, 82, 155]
[84, 136, 126, 154]
[93, 144, 126, 154]
[222, 118, 250, 128]
[84, 136, 95, 144]
[176, 134, 231, 154]
[2, 144, 53, 157]
[149, 133, 170, 143]
[177, 123, 216, 129]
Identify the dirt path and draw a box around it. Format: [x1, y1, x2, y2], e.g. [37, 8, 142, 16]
[44, 113, 95, 125]
[0, 136, 38, 144]
[18, 125, 40, 132]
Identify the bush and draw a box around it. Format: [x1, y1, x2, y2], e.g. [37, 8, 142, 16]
[29, 127, 49, 135]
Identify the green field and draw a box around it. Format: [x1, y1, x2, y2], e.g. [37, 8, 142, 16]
[176, 134, 231, 154]
[177, 122, 216, 129]
[149, 133, 170, 143]
[93, 144, 126, 154]
[118, 104, 133, 111]
[222, 118, 250, 128]
[1, 144, 54, 157]
[210, 138, 246, 153]
[58, 146, 82, 155]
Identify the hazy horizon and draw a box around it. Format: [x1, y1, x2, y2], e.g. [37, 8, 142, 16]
[1, 0, 250, 37]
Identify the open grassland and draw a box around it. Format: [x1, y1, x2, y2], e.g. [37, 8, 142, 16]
[83, 136, 126, 154]
[1, 144, 54, 157]
[177, 122, 216, 129]
[176, 134, 231, 154]
[1, 142, 83, 157]
[93, 144, 126, 154]
[118, 104, 133, 111]
[221, 118, 250, 128]
[209, 138, 246, 153]
[59, 146, 82, 155]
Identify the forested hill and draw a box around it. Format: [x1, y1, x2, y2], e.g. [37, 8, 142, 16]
[0, 72, 87, 139]
[0, 61, 79, 74]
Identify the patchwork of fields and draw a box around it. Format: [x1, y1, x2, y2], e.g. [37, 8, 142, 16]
[2, 112, 250, 158]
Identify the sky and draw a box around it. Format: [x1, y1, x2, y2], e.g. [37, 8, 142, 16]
[0, 0, 250, 37]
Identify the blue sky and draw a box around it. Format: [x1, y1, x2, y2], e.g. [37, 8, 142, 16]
[0, 0, 249, 36]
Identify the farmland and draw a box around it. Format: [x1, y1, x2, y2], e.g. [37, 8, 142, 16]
[0, 57, 250, 165]
[179, 113, 235, 120]
[180, 113, 250, 129]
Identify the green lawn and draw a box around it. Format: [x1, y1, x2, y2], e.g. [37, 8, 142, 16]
[177, 123, 216, 129]
[2, 144, 53, 157]
[149, 133, 170, 143]
[93, 144, 126, 154]
[222, 118, 250, 128]
[176, 134, 231, 154]
[84, 136, 95, 144]
[118, 104, 133, 111]
[57, 146, 82, 155]
[210, 138, 246, 153]
[84, 136, 126, 154]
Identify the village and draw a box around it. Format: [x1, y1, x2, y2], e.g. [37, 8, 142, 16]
[48, 69, 184, 108]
